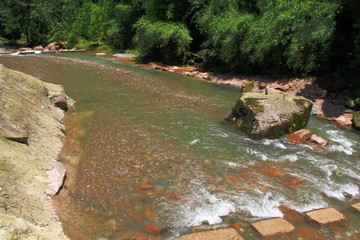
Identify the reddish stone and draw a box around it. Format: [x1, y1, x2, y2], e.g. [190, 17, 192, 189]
[134, 215, 142, 224]
[133, 173, 141, 177]
[330, 225, 343, 234]
[115, 222, 127, 231]
[163, 192, 183, 199]
[164, 192, 176, 199]
[132, 164, 141, 169]
[231, 221, 244, 229]
[144, 225, 162, 234]
[280, 206, 305, 224]
[334, 113, 353, 127]
[144, 211, 156, 219]
[261, 168, 281, 177]
[144, 191, 157, 196]
[286, 129, 313, 144]
[296, 226, 327, 240]
[248, 171, 259, 177]
[169, 164, 178, 169]
[227, 176, 238, 182]
[139, 184, 153, 190]
[238, 171, 247, 178]
[258, 185, 269, 192]
[284, 178, 303, 188]
[308, 134, 328, 147]
[84, 207, 90, 213]
[276, 164, 285, 170]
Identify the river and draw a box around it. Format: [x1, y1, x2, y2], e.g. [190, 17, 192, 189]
[1, 53, 360, 239]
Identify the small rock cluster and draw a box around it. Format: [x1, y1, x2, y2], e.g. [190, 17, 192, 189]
[0, 41, 85, 55]
[285, 129, 329, 150]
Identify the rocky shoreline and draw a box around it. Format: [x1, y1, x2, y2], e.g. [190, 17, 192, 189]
[108, 54, 359, 132]
[0, 65, 73, 239]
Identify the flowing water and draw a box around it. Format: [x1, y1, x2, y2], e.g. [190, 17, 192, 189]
[1, 53, 360, 239]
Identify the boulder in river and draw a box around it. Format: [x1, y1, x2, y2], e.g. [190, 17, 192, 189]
[225, 93, 313, 139]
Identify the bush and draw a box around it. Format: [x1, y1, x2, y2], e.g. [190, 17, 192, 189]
[134, 17, 192, 63]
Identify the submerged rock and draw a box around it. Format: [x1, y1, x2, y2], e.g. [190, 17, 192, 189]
[225, 93, 313, 139]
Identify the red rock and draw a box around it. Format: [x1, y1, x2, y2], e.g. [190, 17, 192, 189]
[134, 215, 142, 224]
[115, 222, 126, 231]
[261, 168, 281, 177]
[132, 164, 141, 169]
[227, 176, 238, 182]
[248, 171, 259, 177]
[164, 191, 176, 199]
[144, 225, 162, 234]
[308, 134, 328, 147]
[330, 225, 343, 234]
[133, 173, 141, 177]
[284, 178, 303, 188]
[296, 226, 327, 240]
[334, 113, 353, 127]
[286, 129, 313, 144]
[280, 206, 305, 223]
[231, 221, 244, 229]
[144, 191, 157, 196]
[139, 184, 153, 190]
[144, 211, 156, 218]
[163, 192, 183, 199]
[258, 185, 269, 192]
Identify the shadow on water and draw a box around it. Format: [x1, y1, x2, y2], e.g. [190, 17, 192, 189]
[0, 53, 360, 239]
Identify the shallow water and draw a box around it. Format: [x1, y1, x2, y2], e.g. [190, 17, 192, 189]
[1, 53, 360, 239]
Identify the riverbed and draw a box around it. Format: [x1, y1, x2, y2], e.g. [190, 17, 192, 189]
[1, 53, 359, 239]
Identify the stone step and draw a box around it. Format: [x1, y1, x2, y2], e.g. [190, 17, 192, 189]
[305, 208, 346, 225]
[176, 228, 244, 240]
[351, 202, 360, 212]
[251, 218, 295, 238]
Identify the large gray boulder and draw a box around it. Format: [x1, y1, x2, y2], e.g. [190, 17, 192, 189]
[225, 93, 313, 139]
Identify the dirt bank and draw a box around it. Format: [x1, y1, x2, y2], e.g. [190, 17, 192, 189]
[0, 65, 73, 239]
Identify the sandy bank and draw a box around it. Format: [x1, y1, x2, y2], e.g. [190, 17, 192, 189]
[0, 65, 73, 239]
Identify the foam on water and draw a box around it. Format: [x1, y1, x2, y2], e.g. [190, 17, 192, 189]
[163, 182, 236, 228]
[236, 192, 284, 218]
[279, 154, 298, 162]
[327, 129, 355, 155]
[246, 149, 268, 161]
[190, 139, 200, 145]
[226, 161, 240, 167]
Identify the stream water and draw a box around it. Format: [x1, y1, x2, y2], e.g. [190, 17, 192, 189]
[1, 53, 360, 239]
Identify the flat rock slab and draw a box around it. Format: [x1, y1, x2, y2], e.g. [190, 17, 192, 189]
[251, 218, 295, 238]
[176, 228, 243, 240]
[306, 208, 346, 224]
[351, 202, 360, 211]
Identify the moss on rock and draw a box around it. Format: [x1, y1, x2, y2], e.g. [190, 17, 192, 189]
[225, 92, 313, 139]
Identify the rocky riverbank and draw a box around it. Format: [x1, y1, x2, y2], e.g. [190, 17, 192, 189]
[0, 42, 86, 55]
[108, 54, 359, 131]
[0, 65, 73, 239]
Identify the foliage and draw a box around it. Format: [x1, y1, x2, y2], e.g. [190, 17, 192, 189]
[0, 0, 359, 93]
[196, 0, 339, 74]
[134, 17, 192, 63]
